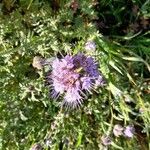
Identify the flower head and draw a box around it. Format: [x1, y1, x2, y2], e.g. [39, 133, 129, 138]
[124, 125, 135, 138]
[101, 135, 111, 146]
[47, 53, 104, 108]
[113, 124, 124, 137]
[85, 41, 96, 52]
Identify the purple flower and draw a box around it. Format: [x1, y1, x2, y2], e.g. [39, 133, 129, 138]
[113, 124, 124, 137]
[47, 53, 104, 108]
[101, 135, 111, 146]
[85, 41, 96, 52]
[124, 125, 135, 138]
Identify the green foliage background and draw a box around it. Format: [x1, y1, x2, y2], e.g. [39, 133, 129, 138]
[0, 0, 150, 149]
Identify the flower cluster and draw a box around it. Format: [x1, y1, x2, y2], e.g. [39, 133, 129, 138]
[47, 53, 104, 108]
[101, 125, 135, 147]
[113, 124, 135, 138]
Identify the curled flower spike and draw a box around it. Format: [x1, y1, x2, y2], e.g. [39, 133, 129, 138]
[46, 53, 104, 108]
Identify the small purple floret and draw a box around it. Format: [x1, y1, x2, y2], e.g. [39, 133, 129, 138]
[85, 41, 96, 52]
[124, 125, 135, 138]
[81, 77, 93, 91]
[101, 135, 111, 146]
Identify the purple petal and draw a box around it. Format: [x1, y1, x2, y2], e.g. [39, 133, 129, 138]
[64, 88, 82, 107]
[95, 75, 104, 87]
[81, 77, 93, 91]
